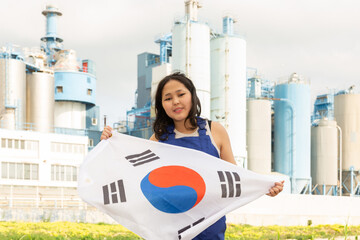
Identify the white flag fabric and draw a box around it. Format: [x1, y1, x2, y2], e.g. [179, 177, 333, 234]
[78, 132, 279, 240]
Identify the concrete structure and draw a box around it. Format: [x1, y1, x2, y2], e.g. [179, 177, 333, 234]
[0, 58, 26, 130]
[172, 0, 211, 118]
[210, 16, 247, 165]
[0, 128, 87, 208]
[274, 73, 311, 194]
[137, 52, 160, 109]
[246, 99, 272, 174]
[311, 118, 339, 195]
[26, 72, 54, 132]
[334, 93, 360, 195]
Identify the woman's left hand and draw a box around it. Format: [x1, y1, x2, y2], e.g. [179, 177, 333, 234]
[266, 180, 284, 197]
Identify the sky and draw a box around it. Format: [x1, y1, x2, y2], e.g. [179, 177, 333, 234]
[1, 0, 359, 127]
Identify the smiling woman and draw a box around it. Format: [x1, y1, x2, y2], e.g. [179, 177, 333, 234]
[148, 72, 283, 239]
[101, 72, 284, 240]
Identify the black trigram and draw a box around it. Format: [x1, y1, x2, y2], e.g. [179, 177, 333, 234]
[125, 149, 160, 167]
[177, 217, 205, 240]
[103, 180, 127, 205]
[217, 171, 241, 198]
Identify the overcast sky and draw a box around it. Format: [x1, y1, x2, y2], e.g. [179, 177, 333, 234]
[1, 0, 359, 127]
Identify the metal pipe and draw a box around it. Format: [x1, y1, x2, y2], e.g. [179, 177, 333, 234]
[185, 20, 191, 77]
[224, 37, 229, 129]
[351, 166, 354, 196]
[337, 125, 342, 196]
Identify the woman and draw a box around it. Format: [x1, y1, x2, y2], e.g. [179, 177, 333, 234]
[101, 72, 283, 239]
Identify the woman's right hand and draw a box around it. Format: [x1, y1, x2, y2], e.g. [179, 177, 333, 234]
[101, 126, 113, 140]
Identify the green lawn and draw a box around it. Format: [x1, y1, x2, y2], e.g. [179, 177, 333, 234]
[0, 222, 359, 239]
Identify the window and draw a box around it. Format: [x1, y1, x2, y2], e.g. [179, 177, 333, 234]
[1, 162, 8, 178]
[91, 118, 97, 125]
[8, 139, 12, 148]
[87, 89, 92, 96]
[89, 139, 94, 147]
[32, 165, 38, 180]
[16, 163, 23, 180]
[24, 164, 30, 180]
[51, 142, 85, 154]
[9, 163, 15, 179]
[87, 77, 91, 83]
[1, 162, 39, 180]
[51, 164, 78, 182]
[66, 166, 72, 181]
[0, 138, 37, 151]
[60, 166, 65, 180]
[72, 166, 77, 181]
[56, 86, 63, 93]
[51, 165, 54, 181]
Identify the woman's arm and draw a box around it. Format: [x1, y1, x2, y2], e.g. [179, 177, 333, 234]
[211, 121, 237, 165]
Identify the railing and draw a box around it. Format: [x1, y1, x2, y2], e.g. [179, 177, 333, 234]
[0, 197, 95, 209]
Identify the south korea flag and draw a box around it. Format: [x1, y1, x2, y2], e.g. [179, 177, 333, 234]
[78, 132, 279, 240]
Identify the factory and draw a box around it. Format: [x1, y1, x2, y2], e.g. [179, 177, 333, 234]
[116, 0, 360, 197]
[1, 0, 360, 225]
[0, 5, 101, 209]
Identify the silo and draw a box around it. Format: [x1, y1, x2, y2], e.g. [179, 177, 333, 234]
[311, 119, 338, 187]
[26, 72, 54, 132]
[274, 73, 311, 193]
[54, 101, 86, 129]
[0, 58, 26, 129]
[172, 0, 211, 118]
[334, 93, 360, 171]
[210, 16, 247, 164]
[247, 99, 271, 173]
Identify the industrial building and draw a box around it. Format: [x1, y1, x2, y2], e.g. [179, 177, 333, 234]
[0, 5, 101, 209]
[118, 0, 360, 198]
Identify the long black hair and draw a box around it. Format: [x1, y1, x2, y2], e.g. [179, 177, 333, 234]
[153, 72, 201, 140]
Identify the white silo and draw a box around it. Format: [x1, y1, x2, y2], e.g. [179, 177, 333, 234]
[0, 57, 26, 130]
[311, 118, 339, 195]
[172, 0, 211, 118]
[210, 16, 247, 164]
[26, 72, 55, 132]
[334, 93, 360, 171]
[246, 99, 271, 173]
[334, 92, 360, 195]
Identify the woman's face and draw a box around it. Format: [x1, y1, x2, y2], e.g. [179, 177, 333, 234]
[161, 79, 192, 122]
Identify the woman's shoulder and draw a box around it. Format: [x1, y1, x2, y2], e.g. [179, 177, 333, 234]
[207, 121, 230, 145]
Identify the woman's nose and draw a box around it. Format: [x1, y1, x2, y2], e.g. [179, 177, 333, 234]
[172, 97, 179, 105]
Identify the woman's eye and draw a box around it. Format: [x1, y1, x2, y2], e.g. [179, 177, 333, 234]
[179, 93, 185, 97]
[164, 98, 171, 101]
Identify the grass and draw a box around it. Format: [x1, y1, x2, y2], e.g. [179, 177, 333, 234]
[0, 222, 359, 239]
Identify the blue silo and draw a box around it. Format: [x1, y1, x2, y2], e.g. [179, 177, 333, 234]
[274, 73, 311, 193]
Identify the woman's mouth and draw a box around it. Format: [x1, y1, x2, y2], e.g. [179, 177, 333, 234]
[174, 108, 183, 113]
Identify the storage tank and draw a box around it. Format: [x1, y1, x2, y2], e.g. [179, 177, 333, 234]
[311, 118, 338, 186]
[274, 73, 311, 193]
[54, 101, 86, 129]
[172, 0, 211, 118]
[26, 72, 54, 132]
[246, 99, 271, 173]
[334, 93, 360, 171]
[210, 16, 247, 164]
[0, 58, 26, 130]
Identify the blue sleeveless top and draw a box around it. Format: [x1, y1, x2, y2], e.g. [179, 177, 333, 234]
[159, 117, 226, 240]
